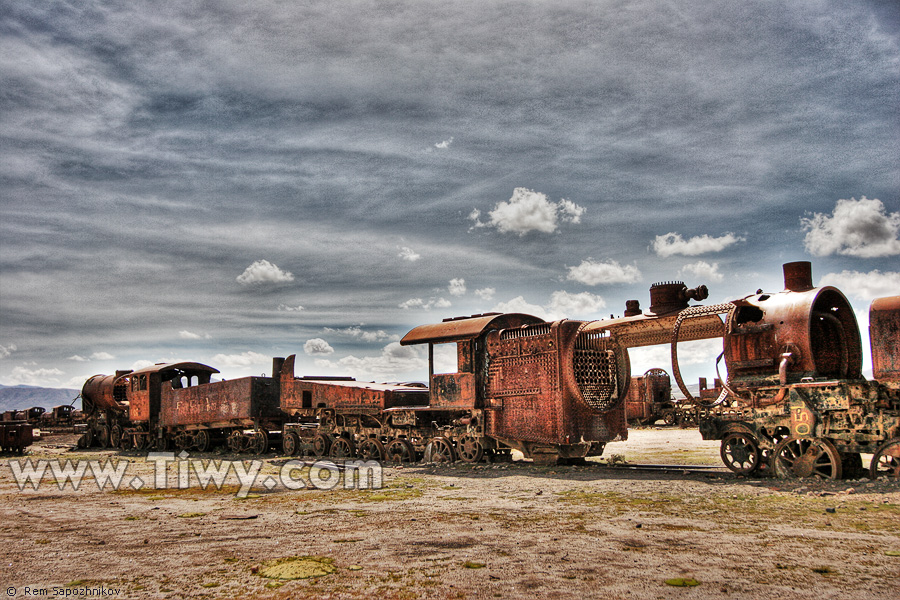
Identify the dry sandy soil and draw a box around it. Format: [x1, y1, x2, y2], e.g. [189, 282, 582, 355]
[1, 429, 898, 600]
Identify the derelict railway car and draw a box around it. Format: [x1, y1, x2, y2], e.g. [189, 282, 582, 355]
[689, 262, 900, 480]
[81, 361, 285, 453]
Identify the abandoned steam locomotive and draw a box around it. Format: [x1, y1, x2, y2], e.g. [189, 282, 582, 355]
[76, 262, 900, 478]
[80, 313, 631, 464]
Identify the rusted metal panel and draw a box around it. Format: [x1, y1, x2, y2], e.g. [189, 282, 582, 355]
[725, 285, 862, 386]
[430, 373, 476, 408]
[870, 295, 900, 382]
[159, 377, 280, 427]
[400, 313, 544, 345]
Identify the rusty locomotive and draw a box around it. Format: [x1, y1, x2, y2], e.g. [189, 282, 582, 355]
[79, 312, 631, 464]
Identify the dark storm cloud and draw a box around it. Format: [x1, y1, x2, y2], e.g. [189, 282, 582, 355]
[1, 0, 898, 385]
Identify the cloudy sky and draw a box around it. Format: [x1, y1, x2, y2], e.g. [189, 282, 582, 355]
[1, 1, 898, 390]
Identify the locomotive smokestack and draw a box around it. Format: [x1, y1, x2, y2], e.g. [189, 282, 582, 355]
[783, 261, 813, 292]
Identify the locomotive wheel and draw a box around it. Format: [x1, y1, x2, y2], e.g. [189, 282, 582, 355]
[82, 426, 94, 448]
[133, 433, 147, 451]
[110, 425, 122, 449]
[174, 431, 190, 450]
[329, 437, 356, 459]
[251, 430, 269, 455]
[457, 435, 484, 463]
[358, 438, 386, 461]
[772, 437, 842, 480]
[195, 430, 211, 453]
[663, 411, 676, 426]
[120, 432, 133, 450]
[97, 425, 110, 449]
[227, 430, 245, 453]
[720, 432, 760, 475]
[312, 433, 333, 457]
[429, 438, 455, 463]
[870, 438, 900, 480]
[282, 432, 300, 456]
[386, 438, 415, 463]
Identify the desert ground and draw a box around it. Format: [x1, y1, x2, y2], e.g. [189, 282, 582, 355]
[1, 429, 897, 600]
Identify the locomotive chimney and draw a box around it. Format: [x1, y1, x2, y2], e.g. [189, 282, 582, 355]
[783, 261, 813, 292]
[272, 357, 285, 380]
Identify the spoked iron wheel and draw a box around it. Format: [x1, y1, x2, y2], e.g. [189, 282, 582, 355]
[312, 433, 333, 457]
[386, 438, 415, 463]
[870, 438, 900, 480]
[457, 434, 484, 463]
[772, 437, 842, 480]
[358, 438, 386, 461]
[282, 432, 300, 456]
[329, 437, 356, 459]
[195, 429, 211, 453]
[228, 430, 245, 453]
[251, 430, 269, 455]
[720, 432, 760, 475]
[110, 425, 122, 449]
[429, 438, 455, 463]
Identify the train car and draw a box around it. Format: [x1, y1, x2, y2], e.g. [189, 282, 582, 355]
[81, 361, 286, 452]
[680, 262, 900, 480]
[625, 368, 676, 425]
[0, 420, 33, 454]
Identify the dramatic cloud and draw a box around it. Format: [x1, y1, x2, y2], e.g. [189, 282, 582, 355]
[323, 326, 399, 343]
[398, 247, 421, 262]
[567, 259, 642, 286]
[8, 366, 66, 386]
[210, 351, 270, 368]
[471, 188, 586, 235]
[304, 338, 335, 355]
[819, 270, 900, 302]
[448, 278, 467, 297]
[546, 291, 606, 319]
[652, 233, 745, 257]
[802, 197, 900, 258]
[679, 261, 724, 283]
[399, 298, 452, 310]
[236, 260, 295, 285]
[474, 288, 495, 301]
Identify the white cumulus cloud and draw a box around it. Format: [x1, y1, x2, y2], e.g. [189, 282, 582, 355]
[567, 259, 642, 286]
[434, 137, 454, 149]
[236, 259, 295, 285]
[277, 304, 305, 312]
[0, 344, 16, 359]
[9, 366, 65, 386]
[179, 330, 210, 340]
[398, 246, 421, 262]
[546, 291, 607, 319]
[679, 261, 724, 283]
[475, 287, 495, 301]
[304, 338, 335, 355]
[802, 197, 900, 258]
[651, 232, 745, 257]
[470, 188, 586, 235]
[819, 270, 900, 302]
[448, 278, 467, 297]
[399, 297, 452, 310]
[323, 326, 400, 343]
[491, 296, 551, 320]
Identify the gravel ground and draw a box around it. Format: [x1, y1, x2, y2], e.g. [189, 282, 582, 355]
[1, 429, 897, 600]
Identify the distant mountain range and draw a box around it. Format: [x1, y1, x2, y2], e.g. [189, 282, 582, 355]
[0, 385, 81, 413]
